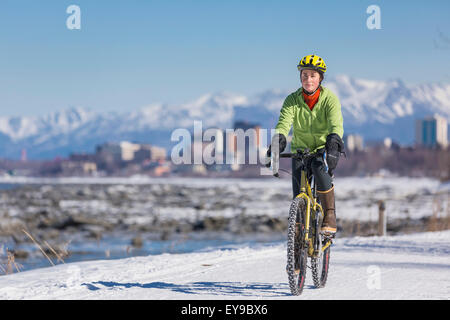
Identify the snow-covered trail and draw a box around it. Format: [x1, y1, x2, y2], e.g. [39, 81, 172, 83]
[0, 231, 449, 300]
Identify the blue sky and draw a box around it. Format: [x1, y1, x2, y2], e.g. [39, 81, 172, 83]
[1, 0, 449, 116]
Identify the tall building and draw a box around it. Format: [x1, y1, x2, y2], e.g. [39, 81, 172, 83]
[120, 141, 141, 161]
[416, 115, 448, 148]
[345, 134, 364, 152]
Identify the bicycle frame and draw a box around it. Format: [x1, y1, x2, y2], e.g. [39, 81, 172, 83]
[294, 169, 331, 257]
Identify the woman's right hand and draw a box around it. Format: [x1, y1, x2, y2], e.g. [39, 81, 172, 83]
[265, 133, 287, 167]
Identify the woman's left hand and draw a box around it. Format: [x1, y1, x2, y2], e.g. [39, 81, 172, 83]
[325, 133, 344, 172]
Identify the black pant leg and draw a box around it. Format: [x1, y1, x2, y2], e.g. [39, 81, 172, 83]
[310, 155, 333, 192]
[292, 158, 302, 199]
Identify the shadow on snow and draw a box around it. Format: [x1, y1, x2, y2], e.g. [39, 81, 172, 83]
[82, 281, 292, 297]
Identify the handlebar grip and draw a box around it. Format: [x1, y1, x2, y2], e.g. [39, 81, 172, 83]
[272, 151, 280, 177]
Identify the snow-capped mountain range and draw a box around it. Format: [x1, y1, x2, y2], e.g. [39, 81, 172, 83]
[1, 75, 449, 159]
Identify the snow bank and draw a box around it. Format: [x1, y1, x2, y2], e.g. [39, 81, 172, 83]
[0, 230, 448, 300]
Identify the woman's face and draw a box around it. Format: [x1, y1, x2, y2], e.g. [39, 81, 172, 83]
[301, 69, 321, 93]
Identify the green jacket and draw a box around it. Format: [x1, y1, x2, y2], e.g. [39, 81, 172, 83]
[275, 86, 344, 153]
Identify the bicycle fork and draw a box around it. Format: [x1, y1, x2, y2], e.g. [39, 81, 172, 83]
[295, 170, 314, 256]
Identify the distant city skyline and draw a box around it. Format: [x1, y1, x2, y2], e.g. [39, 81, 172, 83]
[1, 0, 450, 117]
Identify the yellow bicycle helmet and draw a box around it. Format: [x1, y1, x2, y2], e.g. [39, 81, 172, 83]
[297, 54, 327, 73]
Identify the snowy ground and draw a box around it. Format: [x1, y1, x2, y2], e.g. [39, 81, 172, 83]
[0, 230, 448, 300]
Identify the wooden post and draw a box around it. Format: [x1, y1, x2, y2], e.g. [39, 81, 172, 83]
[378, 200, 386, 236]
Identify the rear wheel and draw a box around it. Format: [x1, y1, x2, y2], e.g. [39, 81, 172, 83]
[287, 197, 308, 296]
[311, 236, 331, 288]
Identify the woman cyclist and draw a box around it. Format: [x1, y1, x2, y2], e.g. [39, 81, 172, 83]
[267, 54, 344, 236]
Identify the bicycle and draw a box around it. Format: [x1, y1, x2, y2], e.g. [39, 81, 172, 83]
[271, 148, 333, 296]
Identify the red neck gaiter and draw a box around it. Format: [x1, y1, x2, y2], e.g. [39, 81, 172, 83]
[302, 88, 321, 111]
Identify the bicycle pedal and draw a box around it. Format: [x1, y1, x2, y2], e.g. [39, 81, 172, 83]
[320, 231, 336, 239]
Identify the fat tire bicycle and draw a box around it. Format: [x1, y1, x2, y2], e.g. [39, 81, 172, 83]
[271, 148, 333, 296]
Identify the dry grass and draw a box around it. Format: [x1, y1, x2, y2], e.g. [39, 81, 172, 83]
[44, 241, 65, 264]
[0, 248, 23, 275]
[58, 240, 71, 259]
[426, 194, 450, 232]
[21, 229, 70, 266]
[22, 229, 55, 266]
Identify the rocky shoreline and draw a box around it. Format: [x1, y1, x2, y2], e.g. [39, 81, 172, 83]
[0, 183, 289, 242]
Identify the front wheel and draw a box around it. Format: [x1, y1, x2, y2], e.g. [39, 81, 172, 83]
[286, 197, 308, 296]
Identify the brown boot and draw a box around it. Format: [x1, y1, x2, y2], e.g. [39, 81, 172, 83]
[317, 186, 337, 234]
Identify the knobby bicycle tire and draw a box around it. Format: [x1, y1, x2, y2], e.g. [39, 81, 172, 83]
[286, 197, 308, 296]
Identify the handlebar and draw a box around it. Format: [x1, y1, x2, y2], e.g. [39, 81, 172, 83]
[270, 148, 329, 177]
[279, 148, 321, 159]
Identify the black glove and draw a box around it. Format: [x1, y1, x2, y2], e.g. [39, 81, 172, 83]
[325, 133, 344, 173]
[265, 133, 287, 167]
